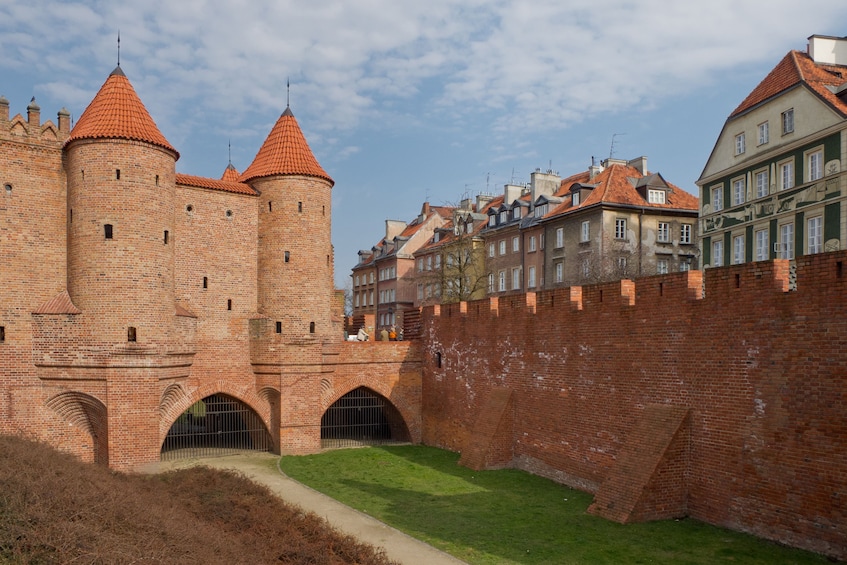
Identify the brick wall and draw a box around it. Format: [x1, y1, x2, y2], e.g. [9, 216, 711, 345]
[422, 254, 847, 559]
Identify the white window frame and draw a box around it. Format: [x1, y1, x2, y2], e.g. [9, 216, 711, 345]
[735, 132, 746, 155]
[648, 189, 666, 204]
[417, 258, 424, 272]
[555, 227, 564, 248]
[555, 262, 563, 283]
[680, 224, 692, 245]
[733, 234, 745, 264]
[426, 256, 432, 271]
[782, 108, 794, 135]
[679, 260, 691, 272]
[807, 148, 824, 182]
[755, 169, 768, 199]
[512, 267, 521, 290]
[758, 121, 769, 145]
[498, 270, 506, 292]
[499, 210, 508, 223]
[512, 236, 519, 253]
[778, 222, 795, 260]
[657, 222, 670, 243]
[354, 293, 360, 307]
[581, 221, 590, 243]
[807, 216, 822, 254]
[614, 218, 626, 240]
[711, 185, 724, 212]
[657, 258, 668, 275]
[779, 159, 794, 191]
[499, 240, 506, 256]
[529, 236, 536, 252]
[572, 192, 579, 206]
[488, 215, 495, 227]
[713, 240, 724, 267]
[488, 243, 495, 257]
[732, 177, 745, 206]
[755, 228, 769, 262]
[528, 266, 536, 288]
[435, 254, 441, 269]
[487, 273, 494, 293]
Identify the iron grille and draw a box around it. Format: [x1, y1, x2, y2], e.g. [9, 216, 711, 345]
[161, 394, 271, 460]
[321, 387, 407, 449]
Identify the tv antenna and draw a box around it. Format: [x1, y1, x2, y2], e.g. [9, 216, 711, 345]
[609, 133, 626, 159]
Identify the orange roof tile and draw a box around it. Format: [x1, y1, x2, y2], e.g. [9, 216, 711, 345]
[221, 163, 240, 182]
[731, 51, 847, 118]
[176, 173, 258, 196]
[239, 107, 333, 185]
[65, 67, 178, 157]
[33, 290, 81, 315]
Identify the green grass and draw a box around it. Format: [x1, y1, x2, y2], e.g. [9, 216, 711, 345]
[279, 445, 830, 565]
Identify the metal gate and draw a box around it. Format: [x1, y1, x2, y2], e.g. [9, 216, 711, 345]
[320, 387, 409, 449]
[161, 394, 272, 460]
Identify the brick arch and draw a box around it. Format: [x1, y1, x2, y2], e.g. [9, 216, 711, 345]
[158, 380, 274, 447]
[158, 383, 190, 437]
[45, 391, 109, 466]
[322, 377, 419, 443]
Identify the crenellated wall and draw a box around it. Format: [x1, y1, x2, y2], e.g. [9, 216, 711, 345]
[421, 252, 847, 560]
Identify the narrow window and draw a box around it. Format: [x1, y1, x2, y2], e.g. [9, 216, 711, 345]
[837, 262, 843, 279]
[735, 274, 741, 288]
[80, 170, 84, 181]
[69, 209, 73, 223]
[0, 326, 5, 342]
[298, 201, 303, 212]
[436, 352, 442, 368]
[104, 224, 113, 239]
[155, 175, 159, 186]
[164, 230, 169, 244]
[269, 201, 273, 212]
[227, 299, 232, 311]
[127, 327, 136, 342]
[202, 277, 208, 289]
[116, 169, 120, 180]
[659, 282, 664, 296]
[322, 205, 325, 216]
[309, 321, 315, 333]
[326, 254, 330, 266]
[275, 321, 282, 334]
[284, 251, 290, 263]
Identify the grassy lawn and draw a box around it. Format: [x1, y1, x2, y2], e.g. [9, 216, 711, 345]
[279, 445, 829, 565]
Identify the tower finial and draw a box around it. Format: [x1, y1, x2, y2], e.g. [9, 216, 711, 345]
[286, 77, 290, 108]
[228, 139, 232, 166]
[117, 30, 121, 67]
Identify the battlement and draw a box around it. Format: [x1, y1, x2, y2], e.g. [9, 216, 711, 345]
[0, 96, 70, 144]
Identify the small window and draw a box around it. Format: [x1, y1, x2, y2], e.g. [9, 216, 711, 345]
[680, 224, 692, 245]
[298, 201, 303, 213]
[269, 202, 273, 212]
[732, 177, 745, 206]
[275, 321, 282, 334]
[0, 325, 5, 342]
[104, 224, 113, 239]
[529, 236, 537, 252]
[322, 205, 325, 216]
[116, 169, 121, 180]
[498, 240, 506, 255]
[657, 259, 668, 274]
[711, 185, 724, 212]
[512, 236, 519, 253]
[581, 221, 590, 242]
[202, 276, 208, 289]
[3, 183, 10, 193]
[648, 189, 666, 204]
[284, 251, 290, 263]
[734, 132, 745, 155]
[615, 218, 627, 240]
[127, 327, 136, 342]
[755, 170, 769, 199]
[436, 352, 442, 368]
[782, 108, 794, 135]
[758, 121, 769, 145]
[69, 209, 73, 223]
[555, 227, 563, 248]
[225, 209, 233, 218]
[164, 230, 169, 244]
[572, 192, 579, 206]
[186, 204, 194, 213]
[227, 299, 232, 311]
[309, 321, 315, 334]
[657, 222, 670, 243]
[155, 175, 159, 186]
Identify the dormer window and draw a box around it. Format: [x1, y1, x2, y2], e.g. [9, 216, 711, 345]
[488, 215, 495, 227]
[433, 232, 440, 243]
[512, 208, 521, 220]
[648, 189, 666, 204]
[466, 221, 473, 234]
[572, 192, 579, 206]
[500, 210, 508, 223]
[534, 203, 548, 218]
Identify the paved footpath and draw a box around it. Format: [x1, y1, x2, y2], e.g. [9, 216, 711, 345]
[138, 453, 467, 565]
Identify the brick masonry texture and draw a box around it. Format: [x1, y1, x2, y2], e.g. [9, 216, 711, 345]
[422, 254, 846, 560]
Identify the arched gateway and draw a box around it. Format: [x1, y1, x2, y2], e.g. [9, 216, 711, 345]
[320, 387, 410, 448]
[161, 393, 272, 460]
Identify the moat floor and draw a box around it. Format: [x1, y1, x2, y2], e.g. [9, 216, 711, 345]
[139, 452, 467, 565]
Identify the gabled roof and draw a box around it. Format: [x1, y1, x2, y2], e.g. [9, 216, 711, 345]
[176, 173, 258, 196]
[239, 107, 333, 185]
[731, 50, 847, 118]
[65, 67, 178, 158]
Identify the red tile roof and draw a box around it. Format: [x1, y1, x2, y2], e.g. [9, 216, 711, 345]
[65, 67, 178, 157]
[239, 107, 333, 185]
[731, 50, 847, 117]
[221, 163, 240, 182]
[33, 290, 81, 315]
[176, 173, 258, 196]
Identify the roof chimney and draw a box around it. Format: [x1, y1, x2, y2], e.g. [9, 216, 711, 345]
[385, 219, 407, 241]
[588, 155, 604, 180]
[530, 170, 560, 203]
[808, 34, 847, 66]
[627, 156, 648, 176]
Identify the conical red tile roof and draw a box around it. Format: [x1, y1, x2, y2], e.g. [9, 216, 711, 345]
[239, 107, 333, 185]
[65, 66, 179, 158]
[221, 163, 240, 181]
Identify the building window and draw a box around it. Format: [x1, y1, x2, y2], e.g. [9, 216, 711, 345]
[617, 256, 627, 271]
[512, 268, 521, 290]
[657, 259, 668, 275]
[284, 251, 290, 263]
[782, 108, 794, 135]
[755, 228, 769, 261]
[755, 170, 769, 199]
[614, 218, 626, 240]
[528, 266, 536, 288]
[539, 233, 544, 250]
[732, 177, 745, 206]
[680, 224, 692, 245]
[487, 274, 494, 293]
[104, 224, 113, 239]
[512, 208, 521, 221]
[116, 169, 121, 180]
[227, 299, 232, 311]
[512, 236, 519, 253]
[496, 240, 504, 255]
[164, 230, 169, 244]
[500, 210, 508, 223]
[713, 240, 724, 267]
[555, 262, 563, 283]
[555, 227, 564, 248]
[275, 321, 282, 334]
[0, 325, 4, 342]
[679, 260, 691, 272]
[529, 236, 536, 252]
[582, 259, 590, 278]
[488, 243, 495, 257]
[657, 222, 670, 243]
[498, 270, 506, 292]
[488, 215, 495, 227]
[310, 322, 315, 333]
[418, 258, 424, 271]
[758, 121, 769, 145]
[807, 149, 824, 182]
[534, 203, 548, 218]
[369, 291, 374, 306]
[648, 190, 666, 204]
[572, 192, 579, 206]
[127, 327, 136, 342]
[426, 256, 432, 270]
[808, 216, 822, 254]
[369, 272, 374, 283]
[711, 186, 723, 212]
[355, 275, 360, 287]
[779, 223, 795, 260]
[435, 255, 441, 269]
[298, 201, 303, 213]
[779, 160, 794, 191]
[733, 234, 745, 264]
[581, 221, 590, 243]
[355, 293, 360, 307]
[735, 132, 745, 155]
[202, 276, 208, 289]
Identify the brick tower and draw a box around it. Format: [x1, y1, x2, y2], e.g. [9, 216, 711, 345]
[241, 106, 335, 343]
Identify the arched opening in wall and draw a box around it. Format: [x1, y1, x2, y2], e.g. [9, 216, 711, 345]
[320, 387, 410, 449]
[161, 394, 272, 461]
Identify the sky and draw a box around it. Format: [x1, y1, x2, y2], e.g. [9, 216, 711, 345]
[2, 1, 846, 288]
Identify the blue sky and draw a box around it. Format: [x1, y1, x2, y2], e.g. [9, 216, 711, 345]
[2, 1, 846, 288]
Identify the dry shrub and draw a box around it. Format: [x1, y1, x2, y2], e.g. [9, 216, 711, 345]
[0, 435, 398, 564]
